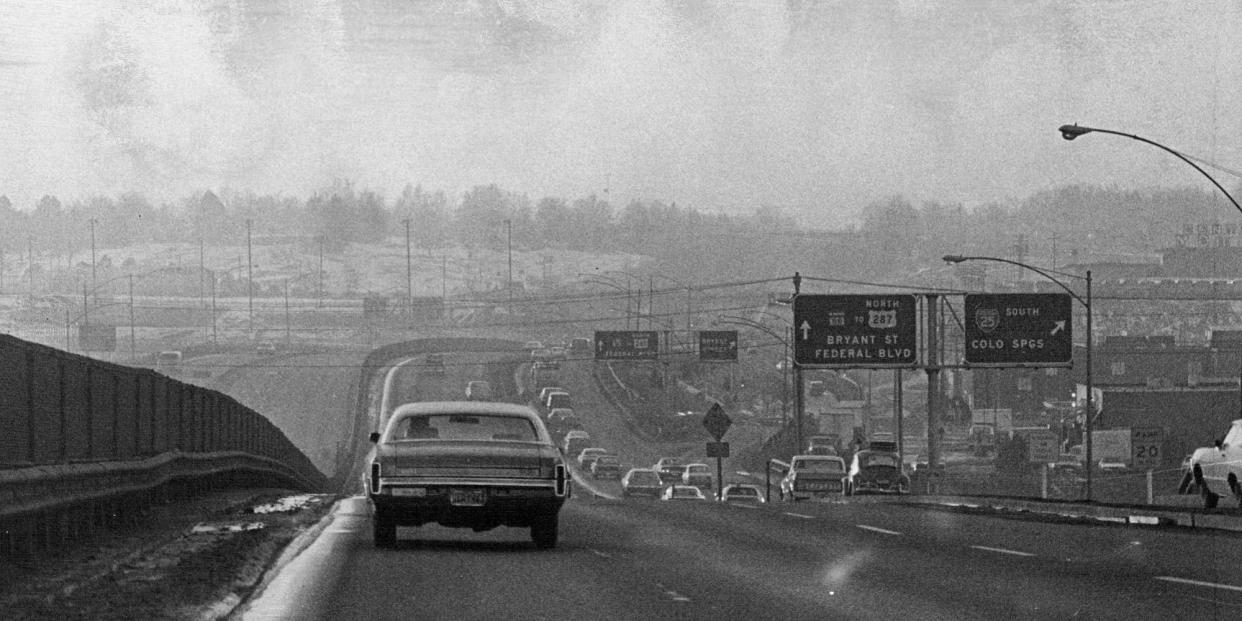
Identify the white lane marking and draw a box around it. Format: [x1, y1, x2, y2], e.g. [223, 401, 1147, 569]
[590, 548, 612, 559]
[731, 504, 760, 510]
[1155, 576, 1242, 593]
[664, 590, 691, 602]
[970, 545, 1035, 557]
[856, 524, 901, 536]
[782, 512, 815, 519]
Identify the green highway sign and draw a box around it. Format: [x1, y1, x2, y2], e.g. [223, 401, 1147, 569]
[698, 330, 738, 361]
[793, 294, 918, 368]
[594, 331, 660, 360]
[964, 294, 1073, 366]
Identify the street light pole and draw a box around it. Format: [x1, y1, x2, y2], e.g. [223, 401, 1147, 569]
[943, 254, 1094, 501]
[246, 218, 254, 337]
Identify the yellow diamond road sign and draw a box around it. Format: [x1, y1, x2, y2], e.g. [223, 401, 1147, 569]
[702, 403, 732, 441]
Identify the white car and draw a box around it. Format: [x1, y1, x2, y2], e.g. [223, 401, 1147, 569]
[661, 485, 707, 501]
[1184, 419, 1242, 508]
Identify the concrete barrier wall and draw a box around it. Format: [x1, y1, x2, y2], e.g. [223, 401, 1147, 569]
[0, 334, 323, 492]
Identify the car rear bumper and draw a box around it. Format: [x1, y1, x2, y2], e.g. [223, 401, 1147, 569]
[370, 484, 565, 528]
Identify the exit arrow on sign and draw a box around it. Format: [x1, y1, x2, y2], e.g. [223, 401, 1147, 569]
[1051, 320, 1065, 335]
[799, 321, 811, 340]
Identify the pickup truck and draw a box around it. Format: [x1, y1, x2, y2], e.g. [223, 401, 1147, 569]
[1182, 419, 1242, 508]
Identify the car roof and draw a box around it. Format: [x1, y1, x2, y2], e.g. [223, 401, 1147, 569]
[389, 401, 536, 418]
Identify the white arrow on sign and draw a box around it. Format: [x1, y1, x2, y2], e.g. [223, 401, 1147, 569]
[1050, 320, 1065, 336]
[800, 321, 811, 340]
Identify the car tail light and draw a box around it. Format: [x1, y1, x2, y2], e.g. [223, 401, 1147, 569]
[370, 462, 382, 495]
[555, 463, 569, 497]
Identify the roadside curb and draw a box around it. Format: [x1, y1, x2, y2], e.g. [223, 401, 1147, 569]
[903, 495, 1242, 533]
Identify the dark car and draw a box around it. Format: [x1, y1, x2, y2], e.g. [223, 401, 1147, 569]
[653, 457, 686, 485]
[621, 468, 664, 497]
[365, 402, 570, 548]
[844, 443, 908, 496]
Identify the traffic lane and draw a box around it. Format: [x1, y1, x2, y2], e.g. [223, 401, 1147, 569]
[765, 496, 1242, 593]
[587, 496, 1242, 619]
[321, 498, 711, 621]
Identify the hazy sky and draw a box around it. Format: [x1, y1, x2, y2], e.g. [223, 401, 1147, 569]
[1, 0, 1240, 223]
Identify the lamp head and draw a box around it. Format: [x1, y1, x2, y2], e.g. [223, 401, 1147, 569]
[942, 255, 966, 264]
[1059, 124, 1090, 141]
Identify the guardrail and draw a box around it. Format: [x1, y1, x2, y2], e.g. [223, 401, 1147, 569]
[0, 333, 325, 528]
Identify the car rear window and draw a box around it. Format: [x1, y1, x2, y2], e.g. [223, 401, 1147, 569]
[795, 458, 844, 472]
[629, 471, 660, 483]
[729, 487, 758, 496]
[390, 414, 538, 442]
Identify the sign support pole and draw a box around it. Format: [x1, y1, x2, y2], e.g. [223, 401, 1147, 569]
[716, 455, 723, 500]
[1041, 464, 1048, 499]
[926, 294, 941, 477]
[1147, 469, 1154, 505]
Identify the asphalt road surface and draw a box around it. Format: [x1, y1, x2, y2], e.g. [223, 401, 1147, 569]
[247, 492, 1242, 621]
[240, 348, 1242, 620]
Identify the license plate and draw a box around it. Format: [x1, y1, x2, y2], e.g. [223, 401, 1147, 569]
[391, 487, 426, 497]
[449, 489, 487, 506]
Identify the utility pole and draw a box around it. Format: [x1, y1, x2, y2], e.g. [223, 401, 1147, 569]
[211, 276, 218, 345]
[404, 219, 412, 317]
[284, 278, 290, 346]
[27, 236, 33, 299]
[925, 294, 942, 479]
[505, 219, 513, 316]
[128, 274, 135, 360]
[246, 219, 253, 337]
[89, 218, 97, 295]
[317, 235, 324, 309]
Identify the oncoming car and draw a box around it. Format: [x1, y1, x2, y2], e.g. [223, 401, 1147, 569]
[721, 484, 765, 503]
[365, 402, 570, 548]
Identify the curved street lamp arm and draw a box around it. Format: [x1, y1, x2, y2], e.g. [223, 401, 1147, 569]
[1060, 124, 1242, 215]
[717, 315, 789, 347]
[942, 255, 1087, 307]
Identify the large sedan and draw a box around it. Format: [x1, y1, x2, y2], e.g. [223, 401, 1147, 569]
[621, 468, 664, 497]
[365, 401, 570, 548]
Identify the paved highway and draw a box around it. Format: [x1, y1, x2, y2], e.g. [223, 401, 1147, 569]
[239, 347, 1242, 620]
[249, 491, 1242, 620]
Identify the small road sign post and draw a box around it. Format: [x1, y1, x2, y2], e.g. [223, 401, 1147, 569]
[1132, 426, 1164, 504]
[792, 295, 918, 368]
[964, 294, 1073, 366]
[1027, 429, 1059, 499]
[702, 403, 732, 499]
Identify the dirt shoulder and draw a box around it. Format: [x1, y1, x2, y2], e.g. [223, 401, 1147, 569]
[0, 489, 337, 620]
